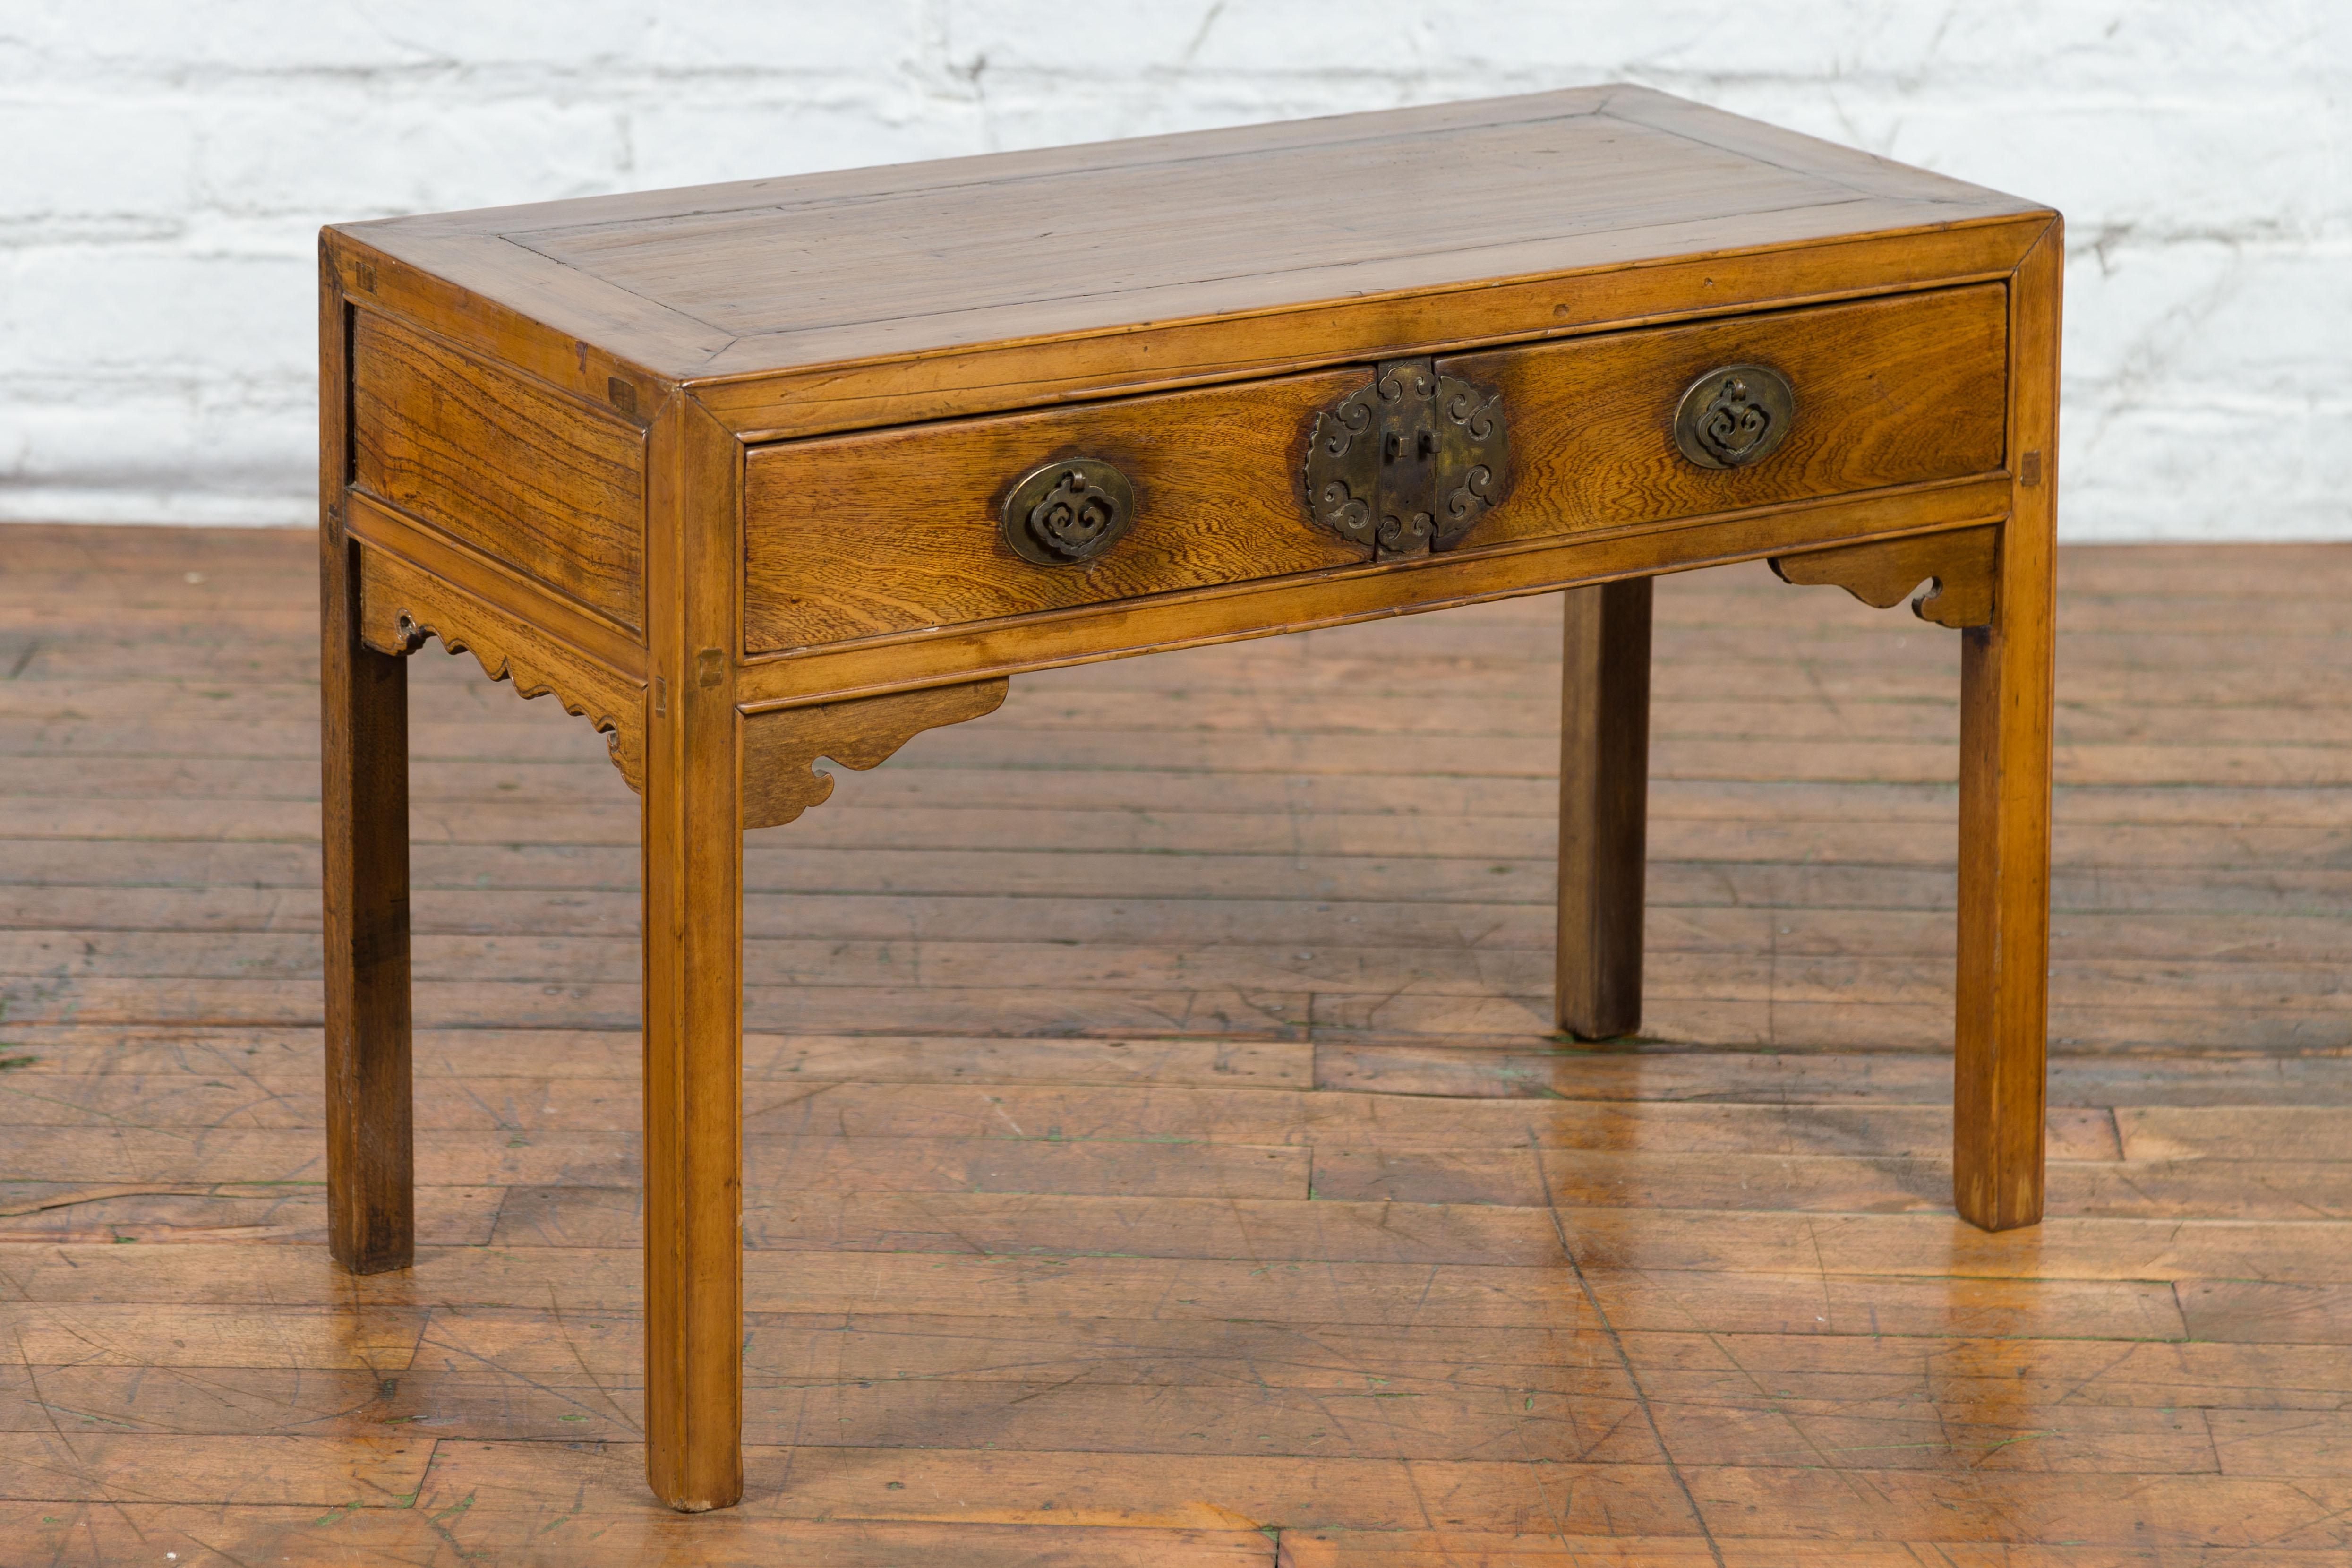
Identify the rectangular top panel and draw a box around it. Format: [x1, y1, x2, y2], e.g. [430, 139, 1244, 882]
[335, 86, 2045, 387]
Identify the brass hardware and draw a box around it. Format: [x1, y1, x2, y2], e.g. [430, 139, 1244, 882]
[1673, 363, 1795, 470]
[1001, 457, 1136, 565]
[1302, 357, 1509, 558]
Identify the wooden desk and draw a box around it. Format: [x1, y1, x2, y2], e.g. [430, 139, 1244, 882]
[318, 86, 2059, 1512]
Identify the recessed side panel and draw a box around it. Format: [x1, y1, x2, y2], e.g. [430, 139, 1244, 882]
[350, 309, 647, 632]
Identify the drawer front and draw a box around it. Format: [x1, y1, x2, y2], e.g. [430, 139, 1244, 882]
[744, 368, 1369, 653]
[742, 283, 2007, 655]
[1437, 283, 2009, 548]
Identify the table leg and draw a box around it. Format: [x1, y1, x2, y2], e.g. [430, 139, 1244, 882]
[1556, 577, 1654, 1040]
[635, 394, 749, 1510]
[1953, 524, 2057, 1231]
[1953, 221, 2061, 1233]
[321, 522, 414, 1274]
[641, 680, 745, 1511]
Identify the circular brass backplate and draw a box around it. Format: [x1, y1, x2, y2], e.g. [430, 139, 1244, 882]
[1673, 363, 1796, 470]
[1001, 457, 1137, 565]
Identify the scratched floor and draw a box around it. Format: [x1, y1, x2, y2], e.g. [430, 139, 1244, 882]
[3, 525, 2351, 1566]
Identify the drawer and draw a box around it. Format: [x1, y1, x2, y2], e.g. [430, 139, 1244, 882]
[741, 283, 2007, 655]
[744, 368, 1370, 653]
[1438, 282, 2008, 549]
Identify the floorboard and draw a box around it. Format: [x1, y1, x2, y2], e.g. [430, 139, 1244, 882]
[2, 524, 2349, 1564]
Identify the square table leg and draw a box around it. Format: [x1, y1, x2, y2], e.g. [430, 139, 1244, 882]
[1954, 531, 2055, 1229]
[641, 403, 747, 1512]
[1954, 222, 2061, 1231]
[321, 518, 415, 1275]
[639, 755, 744, 1511]
[1556, 576, 1654, 1040]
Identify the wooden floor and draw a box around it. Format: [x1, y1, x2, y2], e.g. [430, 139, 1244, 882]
[2, 525, 2350, 1565]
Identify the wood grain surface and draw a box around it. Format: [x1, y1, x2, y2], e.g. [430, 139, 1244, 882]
[734, 477, 2018, 708]
[742, 369, 1365, 652]
[742, 680, 1010, 830]
[1952, 223, 2063, 1232]
[1555, 578, 1652, 1041]
[337, 87, 2039, 383]
[5, 523, 2348, 1561]
[318, 267, 412, 1278]
[325, 88, 2049, 448]
[741, 288, 2006, 657]
[357, 542, 646, 790]
[508, 103, 1873, 345]
[1770, 522, 2000, 630]
[1443, 284, 2009, 549]
[350, 309, 648, 630]
[637, 399, 749, 1510]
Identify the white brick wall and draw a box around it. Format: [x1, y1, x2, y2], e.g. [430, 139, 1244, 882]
[3, 1, 2344, 538]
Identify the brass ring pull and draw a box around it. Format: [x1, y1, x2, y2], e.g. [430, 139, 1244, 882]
[1673, 363, 1796, 470]
[1001, 457, 1136, 565]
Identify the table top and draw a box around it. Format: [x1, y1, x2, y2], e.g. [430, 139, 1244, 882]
[336, 86, 2042, 386]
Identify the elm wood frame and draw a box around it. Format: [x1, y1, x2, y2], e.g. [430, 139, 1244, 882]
[317, 88, 2059, 1512]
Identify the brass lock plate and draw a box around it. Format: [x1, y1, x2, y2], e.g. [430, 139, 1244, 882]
[1302, 358, 1509, 557]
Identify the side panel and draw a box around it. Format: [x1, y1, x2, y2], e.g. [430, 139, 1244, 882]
[351, 309, 648, 630]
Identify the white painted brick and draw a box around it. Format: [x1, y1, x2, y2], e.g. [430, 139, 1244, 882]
[0, 383, 314, 524]
[942, 3, 1223, 76]
[632, 4, 926, 74]
[2063, 242, 2352, 394]
[0, 0, 2343, 539]
[5, 2, 431, 76]
[624, 94, 983, 190]
[976, 83, 1391, 157]
[9, 0, 934, 78]
[0, 249, 312, 378]
[193, 95, 632, 215]
[1, 384, 308, 480]
[952, 1, 2336, 89]
[2068, 402, 2352, 541]
[0, 102, 196, 223]
[1693, 84, 2351, 236]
